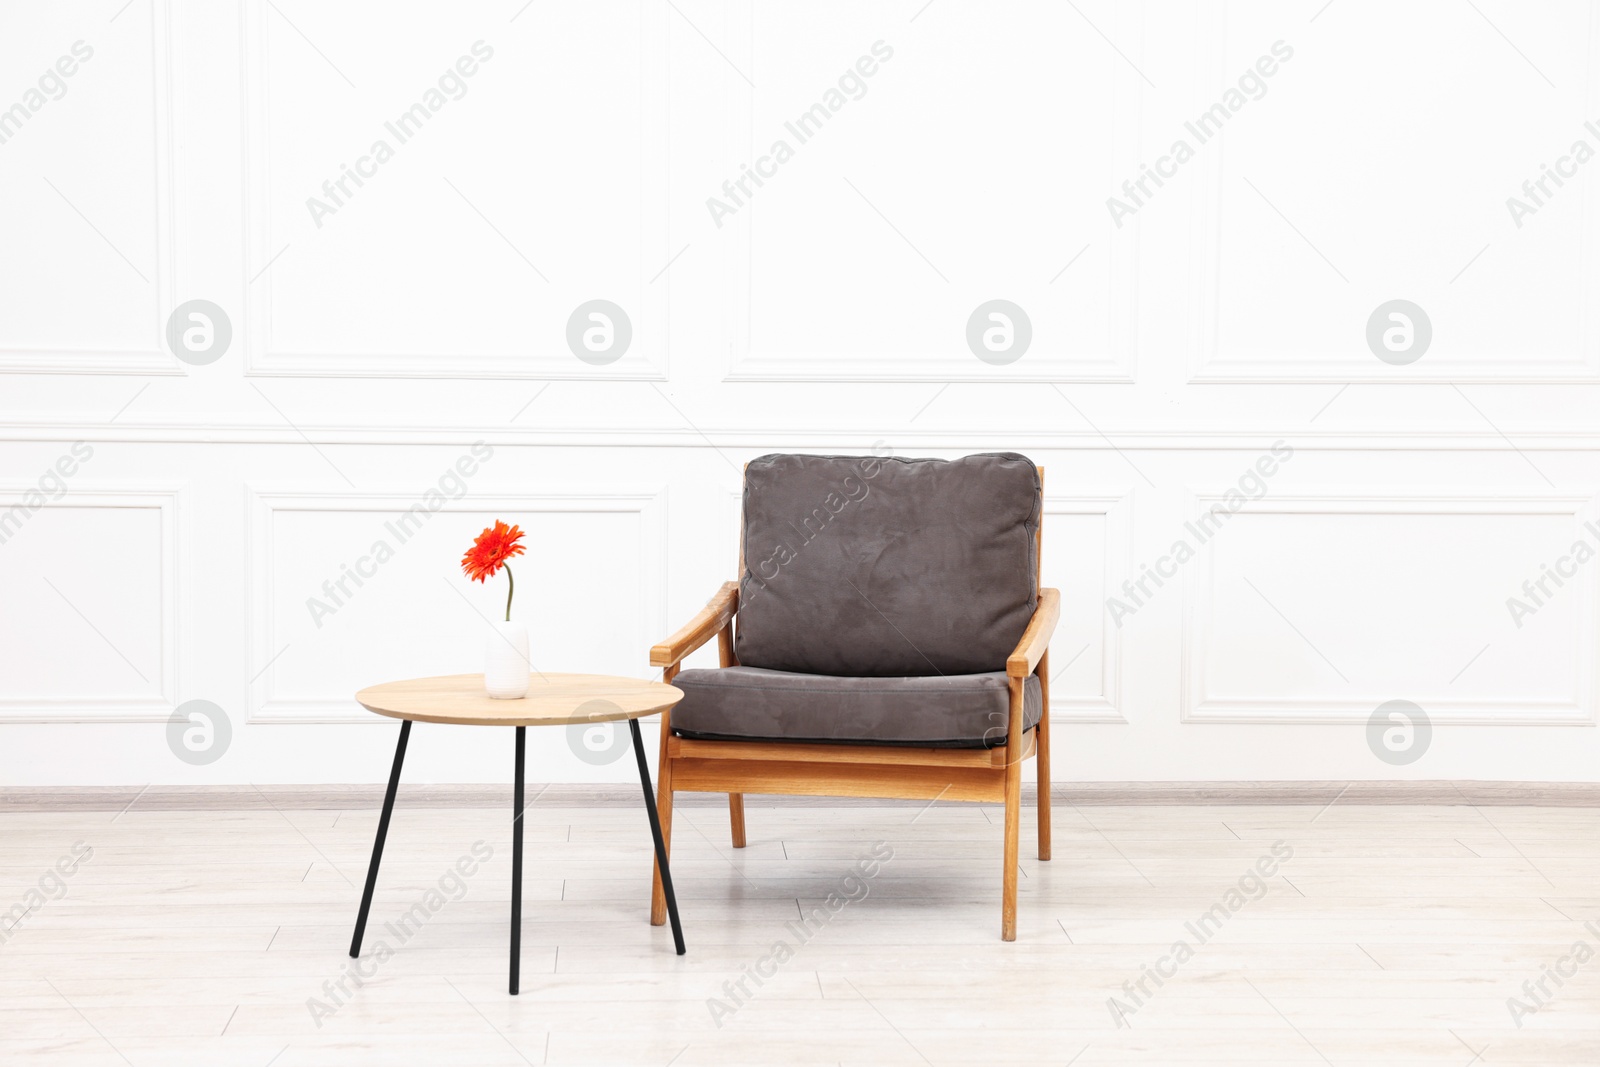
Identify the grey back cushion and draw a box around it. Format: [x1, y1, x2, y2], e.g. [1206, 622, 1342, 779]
[736, 452, 1040, 677]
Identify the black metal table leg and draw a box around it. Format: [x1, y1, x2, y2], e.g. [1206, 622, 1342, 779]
[351, 718, 411, 958]
[510, 725, 525, 994]
[630, 717, 684, 955]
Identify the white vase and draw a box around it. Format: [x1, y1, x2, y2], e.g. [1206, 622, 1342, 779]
[484, 621, 530, 699]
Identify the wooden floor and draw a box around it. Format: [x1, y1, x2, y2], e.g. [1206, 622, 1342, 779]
[1, 797, 1597, 1065]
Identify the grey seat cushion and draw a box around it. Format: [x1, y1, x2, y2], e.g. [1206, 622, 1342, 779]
[671, 667, 1042, 749]
[737, 452, 1040, 677]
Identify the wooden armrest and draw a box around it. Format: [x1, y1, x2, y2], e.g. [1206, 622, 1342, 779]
[1006, 588, 1060, 679]
[650, 581, 739, 668]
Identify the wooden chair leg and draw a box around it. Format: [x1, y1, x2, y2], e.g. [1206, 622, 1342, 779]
[1002, 676, 1024, 942]
[728, 793, 746, 848]
[650, 685, 677, 927]
[1036, 650, 1052, 861]
[1002, 748, 1022, 941]
[650, 767, 674, 926]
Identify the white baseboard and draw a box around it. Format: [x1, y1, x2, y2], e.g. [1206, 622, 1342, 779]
[2, 781, 1596, 811]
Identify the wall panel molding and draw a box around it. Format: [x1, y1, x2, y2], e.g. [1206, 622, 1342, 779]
[1185, 10, 1600, 385]
[245, 485, 667, 723]
[0, 484, 183, 721]
[16, 418, 1600, 450]
[0, 0, 178, 376]
[1044, 493, 1131, 723]
[718, 0, 1142, 383]
[238, 0, 670, 380]
[1181, 490, 1600, 725]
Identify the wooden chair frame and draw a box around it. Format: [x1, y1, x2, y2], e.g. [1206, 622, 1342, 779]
[647, 467, 1058, 940]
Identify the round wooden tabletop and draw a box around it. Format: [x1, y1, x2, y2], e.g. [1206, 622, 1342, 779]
[354, 673, 684, 728]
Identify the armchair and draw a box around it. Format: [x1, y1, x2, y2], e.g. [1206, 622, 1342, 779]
[647, 452, 1057, 940]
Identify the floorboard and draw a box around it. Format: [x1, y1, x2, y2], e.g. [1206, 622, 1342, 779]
[1, 800, 1596, 1064]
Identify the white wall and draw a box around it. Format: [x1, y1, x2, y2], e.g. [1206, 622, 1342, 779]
[2, 0, 1597, 786]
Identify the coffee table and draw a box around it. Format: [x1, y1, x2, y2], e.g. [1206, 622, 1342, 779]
[348, 673, 686, 994]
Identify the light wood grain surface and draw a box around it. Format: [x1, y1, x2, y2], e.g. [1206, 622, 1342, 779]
[3, 801, 1597, 1064]
[354, 674, 683, 728]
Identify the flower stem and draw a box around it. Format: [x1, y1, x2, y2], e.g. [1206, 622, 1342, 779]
[503, 563, 515, 622]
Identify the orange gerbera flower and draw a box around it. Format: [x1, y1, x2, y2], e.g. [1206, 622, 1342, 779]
[462, 520, 525, 582]
[463, 521, 526, 621]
